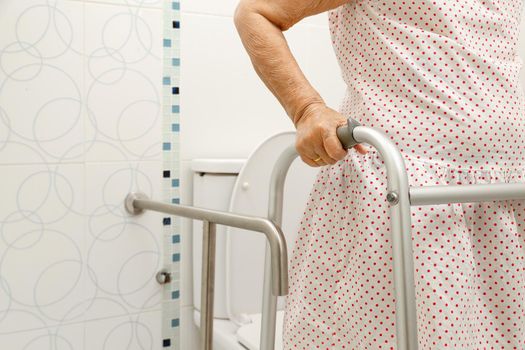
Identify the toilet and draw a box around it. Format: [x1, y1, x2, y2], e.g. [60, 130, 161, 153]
[191, 131, 320, 350]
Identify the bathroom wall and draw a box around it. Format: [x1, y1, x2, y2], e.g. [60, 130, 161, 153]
[0, 0, 169, 348]
[178, 1, 347, 348]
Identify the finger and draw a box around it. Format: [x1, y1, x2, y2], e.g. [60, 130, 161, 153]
[322, 131, 348, 161]
[314, 144, 337, 165]
[354, 144, 369, 155]
[308, 153, 327, 166]
[304, 148, 328, 167]
[296, 139, 323, 167]
[299, 154, 321, 167]
[315, 159, 327, 166]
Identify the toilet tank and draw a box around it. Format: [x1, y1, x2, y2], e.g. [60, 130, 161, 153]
[192, 159, 247, 319]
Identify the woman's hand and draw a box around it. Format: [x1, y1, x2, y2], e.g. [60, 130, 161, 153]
[295, 102, 369, 167]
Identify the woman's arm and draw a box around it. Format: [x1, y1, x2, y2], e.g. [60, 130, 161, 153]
[234, 0, 368, 167]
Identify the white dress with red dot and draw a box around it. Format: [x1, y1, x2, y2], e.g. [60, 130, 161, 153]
[283, 0, 525, 348]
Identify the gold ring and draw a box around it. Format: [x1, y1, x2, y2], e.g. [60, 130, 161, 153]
[313, 157, 322, 162]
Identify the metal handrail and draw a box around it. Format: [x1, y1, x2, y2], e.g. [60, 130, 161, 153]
[126, 117, 525, 350]
[124, 192, 288, 350]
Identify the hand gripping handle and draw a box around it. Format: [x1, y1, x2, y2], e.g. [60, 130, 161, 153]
[336, 117, 362, 149]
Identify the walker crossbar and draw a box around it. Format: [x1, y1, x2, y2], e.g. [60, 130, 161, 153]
[410, 182, 525, 206]
[260, 118, 525, 350]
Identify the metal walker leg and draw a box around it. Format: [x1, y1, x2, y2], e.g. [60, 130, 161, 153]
[260, 121, 417, 350]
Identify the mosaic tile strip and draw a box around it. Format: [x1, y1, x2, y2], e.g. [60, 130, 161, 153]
[162, 0, 181, 348]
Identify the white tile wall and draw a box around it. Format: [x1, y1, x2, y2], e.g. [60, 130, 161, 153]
[0, 0, 85, 164]
[1, 322, 84, 350]
[84, 3, 162, 162]
[0, 0, 163, 348]
[84, 309, 162, 349]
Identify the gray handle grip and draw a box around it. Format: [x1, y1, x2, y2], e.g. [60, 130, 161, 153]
[336, 117, 361, 149]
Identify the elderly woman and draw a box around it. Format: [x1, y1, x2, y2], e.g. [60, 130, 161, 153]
[234, 0, 525, 348]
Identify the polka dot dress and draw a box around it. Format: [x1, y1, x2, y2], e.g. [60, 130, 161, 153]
[283, 0, 525, 348]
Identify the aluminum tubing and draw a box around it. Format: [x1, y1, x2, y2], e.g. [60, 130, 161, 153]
[352, 126, 419, 350]
[131, 198, 289, 297]
[260, 145, 300, 350]
[410, 182, 525, 206]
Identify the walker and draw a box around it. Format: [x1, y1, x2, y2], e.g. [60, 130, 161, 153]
[125, 117, 525, 350]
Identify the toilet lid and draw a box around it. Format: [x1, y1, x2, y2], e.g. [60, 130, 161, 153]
[224, 131, 320, 322]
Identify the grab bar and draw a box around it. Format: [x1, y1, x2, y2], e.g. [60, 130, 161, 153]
[124, 192, 288, 350]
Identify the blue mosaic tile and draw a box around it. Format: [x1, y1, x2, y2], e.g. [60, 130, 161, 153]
[163, 0, 181, 345]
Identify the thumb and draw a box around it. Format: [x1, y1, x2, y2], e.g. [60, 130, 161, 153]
[323, 128, 348, 160]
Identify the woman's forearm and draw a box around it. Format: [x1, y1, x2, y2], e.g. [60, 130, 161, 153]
[233, 0, 368, 167]
[233, 1, 327, 126]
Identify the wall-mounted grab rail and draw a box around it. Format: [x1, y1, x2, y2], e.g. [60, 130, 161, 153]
[126, 116, 525, 350]
[124, 192, 288, 350]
